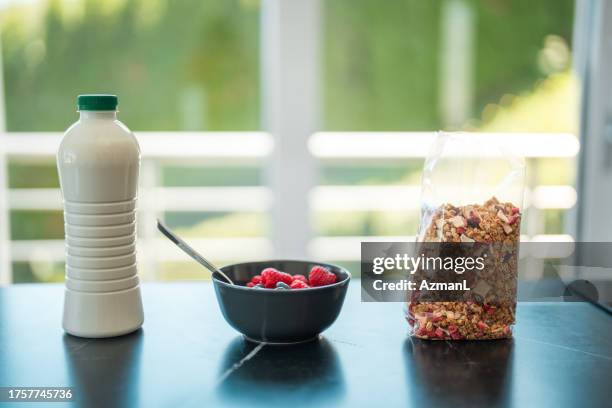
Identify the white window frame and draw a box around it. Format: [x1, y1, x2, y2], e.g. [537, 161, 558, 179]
[574, 0, 612, 241]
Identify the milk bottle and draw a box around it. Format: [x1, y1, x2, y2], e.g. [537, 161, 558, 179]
[57, 94, 144, 338]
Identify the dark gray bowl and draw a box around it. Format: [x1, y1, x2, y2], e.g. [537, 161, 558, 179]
[212, 260, 351, 344]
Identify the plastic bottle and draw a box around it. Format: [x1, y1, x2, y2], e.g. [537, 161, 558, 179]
[57, 94, 144, 338]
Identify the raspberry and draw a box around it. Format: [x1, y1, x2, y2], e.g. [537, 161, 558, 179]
[290, 280, 309, 289]
[261, 268, 293, 288]
[246, 282, 255, 288]
[308, 266, 337, 287]
[251, 275, 262, 285]
[477, 321, 489, 331]
[415, 327, 428, 337]
[292, 274, 308, 283]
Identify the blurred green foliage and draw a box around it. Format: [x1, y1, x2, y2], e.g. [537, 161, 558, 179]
[10, 210, 63, 240]
[9, 161, 59, 187]
[162, 165, 261, 187]
[320, 162, 424, 186]
[324, 0, 574, 130]
[168, 212, 266, 237]
[1, 0, 260, 131]
[315, 210, 421, 237]
[0, 0, 574, 132]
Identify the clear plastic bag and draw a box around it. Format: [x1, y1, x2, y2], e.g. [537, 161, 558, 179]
[407, 132, 526, 340]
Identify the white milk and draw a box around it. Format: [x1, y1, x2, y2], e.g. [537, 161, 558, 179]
[57, 94, 144, 338]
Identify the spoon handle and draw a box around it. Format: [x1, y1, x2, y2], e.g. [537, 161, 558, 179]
[157, 219, 235, 285]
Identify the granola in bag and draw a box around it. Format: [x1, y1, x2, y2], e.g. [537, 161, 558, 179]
[408, 197, 520, 340]
[408, 132, 525, 340]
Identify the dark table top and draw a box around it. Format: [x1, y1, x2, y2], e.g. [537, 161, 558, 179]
[0, 282, 611, 408]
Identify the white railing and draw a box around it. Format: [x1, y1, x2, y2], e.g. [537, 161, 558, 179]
[309, 132, 580, 158]
[2, 132, 273, 159]
[0, 131, 579, 284]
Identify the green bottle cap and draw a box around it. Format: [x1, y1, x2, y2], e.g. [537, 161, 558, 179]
[77, 94, 118, 111]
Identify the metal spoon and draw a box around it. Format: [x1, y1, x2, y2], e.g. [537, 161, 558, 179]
[156, 219, 235, 285]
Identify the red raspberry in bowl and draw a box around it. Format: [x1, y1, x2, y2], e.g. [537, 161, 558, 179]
[261, 268, 293, 288]
[290, 280, 309, 289]
[309, 266, 337, 287]
[292, 274, 308, 284]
